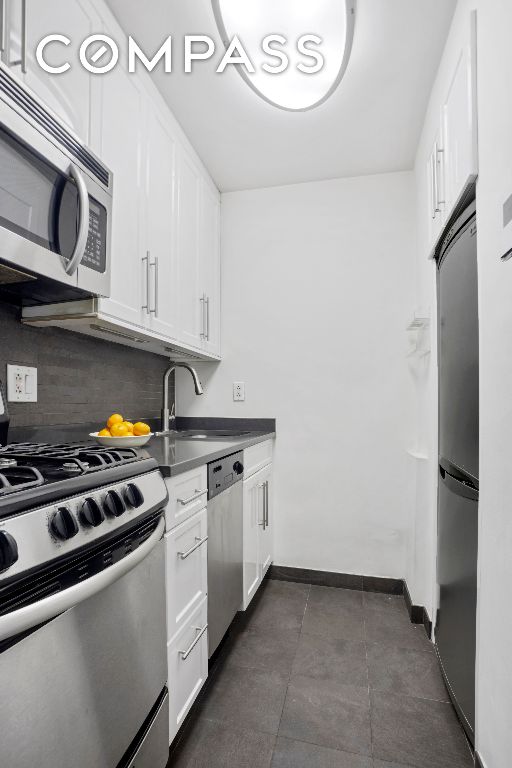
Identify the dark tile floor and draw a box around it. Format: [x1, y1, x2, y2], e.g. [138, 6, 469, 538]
[167, 580, 474, 768]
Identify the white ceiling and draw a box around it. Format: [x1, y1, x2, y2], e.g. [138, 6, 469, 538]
[105, 0, 456, 192]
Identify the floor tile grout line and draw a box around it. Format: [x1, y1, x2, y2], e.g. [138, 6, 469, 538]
[272, 582, 312, 756]
[362, 597, 375, 760]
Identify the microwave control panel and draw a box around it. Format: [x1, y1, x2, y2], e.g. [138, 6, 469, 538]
[82, 199, 107, 273]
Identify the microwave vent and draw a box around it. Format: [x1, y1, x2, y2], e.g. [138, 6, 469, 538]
[0, 69, 110, 189]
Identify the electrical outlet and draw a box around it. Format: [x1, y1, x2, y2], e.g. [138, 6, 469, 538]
[7, 365, 38, 403]
[233, 382, 245, 402]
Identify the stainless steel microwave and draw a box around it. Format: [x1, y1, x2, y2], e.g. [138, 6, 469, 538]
[0, 67, 112, 303]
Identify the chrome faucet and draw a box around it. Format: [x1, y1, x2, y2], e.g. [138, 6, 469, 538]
[161, 363, 203, 432]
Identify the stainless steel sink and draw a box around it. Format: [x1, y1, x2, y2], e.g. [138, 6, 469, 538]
[155, 429, 252, 439]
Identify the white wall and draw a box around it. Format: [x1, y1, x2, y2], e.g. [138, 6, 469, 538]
[473, 1, 512, 766]
[178, 172, 415, 579]
[411, 1, 512, 765]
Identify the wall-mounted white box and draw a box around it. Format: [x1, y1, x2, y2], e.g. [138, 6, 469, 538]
[7, 365, 38, 403]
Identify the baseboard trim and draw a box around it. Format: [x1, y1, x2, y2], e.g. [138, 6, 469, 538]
[267, 565, 403, 595]
[403, 580, 432, 639]
[268, 566, 432, 639]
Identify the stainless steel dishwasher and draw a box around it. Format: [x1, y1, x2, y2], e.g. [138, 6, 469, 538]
[207, 450, 244, 656]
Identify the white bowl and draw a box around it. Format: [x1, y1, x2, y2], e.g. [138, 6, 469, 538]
[89, 432, 153, 448]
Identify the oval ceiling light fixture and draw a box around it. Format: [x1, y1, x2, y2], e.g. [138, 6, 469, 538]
[211, 0, 356, 112]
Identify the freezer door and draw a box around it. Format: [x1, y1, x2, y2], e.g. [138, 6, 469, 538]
[436, 466, 478, 743]
[438, 211, 479, 481]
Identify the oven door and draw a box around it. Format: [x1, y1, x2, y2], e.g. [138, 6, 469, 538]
[0, 518, 168, 768]
[0, 96, 111, 298]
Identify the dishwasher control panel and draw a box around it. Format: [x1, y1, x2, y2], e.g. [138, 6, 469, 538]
[207, 451, 244, 500]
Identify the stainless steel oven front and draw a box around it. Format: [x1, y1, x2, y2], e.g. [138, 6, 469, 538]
[0, 66, 112, 302]
[0, 515, 168, 768]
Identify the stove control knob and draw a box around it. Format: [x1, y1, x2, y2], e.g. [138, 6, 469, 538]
[0, 531, 18, 572]
[51, 507, 79, 541]
[124, 483, 144, 509]
[81, 498, 105, 528]
[233, 461, 244, 475]
[104, 490, 126, 518]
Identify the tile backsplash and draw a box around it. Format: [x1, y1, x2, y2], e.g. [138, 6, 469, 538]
[0, 301, 174, 428]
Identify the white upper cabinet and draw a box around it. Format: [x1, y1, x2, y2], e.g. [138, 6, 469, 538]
[425, 11, 478, 256]
[3, 0, 95, 143]
[97, 64, 145, 328]
[442, 14, 478, 217]
[175, 146, 203, 351]
[144, 105, 178, 341]
[13, 0, 221, 360]
[200, 182, 221, 357]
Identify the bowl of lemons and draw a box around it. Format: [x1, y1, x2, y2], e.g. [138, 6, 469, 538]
[90, 414, 153, 447]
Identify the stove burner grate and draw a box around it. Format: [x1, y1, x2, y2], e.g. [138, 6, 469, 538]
[0, 466, 45, 496]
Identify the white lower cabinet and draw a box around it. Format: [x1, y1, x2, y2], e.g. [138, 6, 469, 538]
[242, 462, 274, 610]
[167, 598, 208, 744]
[165, 466, 209, 745]
[165, 508, 208, 643]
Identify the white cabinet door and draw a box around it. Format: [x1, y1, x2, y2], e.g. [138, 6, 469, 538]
[97, 67, 145, 327]
[242, 473, 261, 610]
[165, 508, 208, 643]
[199, 181, 221, 357]
[175, 146, 203, 349]
[258, 464, 273, 579]
[426, 128, 446, 254]
[442, 13, 478, 217]
[5, 0, 94, 143]
[167, 598, 208, 744]
[145, 105, 178, 340]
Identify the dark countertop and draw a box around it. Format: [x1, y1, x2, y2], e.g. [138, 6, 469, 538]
[146, 430, 275, 478]
[8, 417, 276, 479]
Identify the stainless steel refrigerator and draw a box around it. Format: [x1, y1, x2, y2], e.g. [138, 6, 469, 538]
[436, 199, 478, 745]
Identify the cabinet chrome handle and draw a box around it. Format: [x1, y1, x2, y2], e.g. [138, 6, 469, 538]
[435, 146, 445, 208]
[264, 480, 269, 527]
[64, 164, 90, 276]
[0, 0, 6, 53]
[178, 535, 208, 560]
[150, 255, 159, 316]
[179, 623, 208, 660]
[177, 488, 207, 505]
[205, 295, 210, 341]
[258, 482, 266, 530]
[142, 252, 150, 313]
[199, 294, 206, 338]
[10, 0, 27, 72]
[430, 153, 437, 220]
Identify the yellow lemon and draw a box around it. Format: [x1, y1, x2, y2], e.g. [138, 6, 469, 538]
[123, 421, 134, 434]
[110, 423, 130, 437]
[98, 428, 111, 437]
[107, 413, 124, 429]
[133, 422, 151, 436]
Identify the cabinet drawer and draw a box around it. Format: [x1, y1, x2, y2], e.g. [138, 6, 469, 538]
[165, 466, 207, 530]
[167, 598, 208, 744]
[165, 508, 208, 642]
[243, 440, 273, 479]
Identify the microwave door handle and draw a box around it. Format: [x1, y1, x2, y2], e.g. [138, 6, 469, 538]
[63, 164, 90, 276]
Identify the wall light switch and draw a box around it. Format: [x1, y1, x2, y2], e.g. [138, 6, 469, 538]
[7, 365, 38, 403]
[233, 382, 245, 402]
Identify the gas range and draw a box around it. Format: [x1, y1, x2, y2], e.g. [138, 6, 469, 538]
[0, 440, 168, 585]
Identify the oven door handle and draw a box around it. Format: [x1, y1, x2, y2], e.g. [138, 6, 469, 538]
[0, 517, 164, 643]
[63, 164, 90, 276]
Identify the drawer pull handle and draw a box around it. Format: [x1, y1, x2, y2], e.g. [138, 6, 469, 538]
[177, 488, 207, 505]
[178, 535, 208, 560]
[179, 623, 208, 660]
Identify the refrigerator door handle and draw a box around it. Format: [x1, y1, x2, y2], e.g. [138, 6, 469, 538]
[439, 465, 478, 501]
